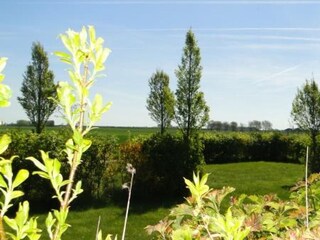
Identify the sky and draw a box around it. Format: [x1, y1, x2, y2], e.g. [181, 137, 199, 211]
[2, 1, 320, 129]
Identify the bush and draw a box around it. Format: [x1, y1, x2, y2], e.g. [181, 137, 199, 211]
[1, 129, 120, 209]
[2, 129, 69, 210]
[147, 172, 320, 239]
[119, 133, 204, 199]
[76, 135, 119, 203]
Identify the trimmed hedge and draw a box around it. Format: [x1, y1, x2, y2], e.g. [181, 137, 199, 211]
[2, 129, 119, 210]
[202, 132, 309, 164]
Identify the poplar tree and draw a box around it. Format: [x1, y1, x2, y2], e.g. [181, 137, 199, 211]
[175, 29, 209, 140]
[291, 78, 320, 173]
[146, 70, 175, 134]
[18, 42, 57, 133]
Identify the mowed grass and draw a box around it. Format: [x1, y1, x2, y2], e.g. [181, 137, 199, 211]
[204, 161, 305, 199]
[34, 162, 304, 240]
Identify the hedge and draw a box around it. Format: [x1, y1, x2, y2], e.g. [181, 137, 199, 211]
[202, 131, 309, 164]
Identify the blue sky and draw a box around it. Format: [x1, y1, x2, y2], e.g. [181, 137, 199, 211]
[2, 0, 320, 129]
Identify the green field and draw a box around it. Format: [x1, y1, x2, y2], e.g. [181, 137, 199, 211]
[0, 126, 178, 143]
[34, 162, 304, 240]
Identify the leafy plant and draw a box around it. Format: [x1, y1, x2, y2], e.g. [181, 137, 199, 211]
[0, 26, 116, 240]
[27, 26, 112, 240]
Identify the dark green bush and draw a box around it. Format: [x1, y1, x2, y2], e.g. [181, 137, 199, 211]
[120, 133, 204, 199]
[76, 135, 119, 203]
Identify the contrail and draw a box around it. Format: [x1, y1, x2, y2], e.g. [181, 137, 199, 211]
[254, 64, 302, 84]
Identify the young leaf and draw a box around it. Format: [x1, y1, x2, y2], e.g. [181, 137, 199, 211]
[0, 134, 11, 154]
[0, 57, 8, 73]
[12, 169, 29, 188]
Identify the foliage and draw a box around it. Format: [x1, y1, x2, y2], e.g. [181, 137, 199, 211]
[147, 171, 320, 240]
[146, 172, 250, 239]
[202, 131, 308, 164]
[0, 26, 115, 240]
[120, 133, 204, 199]
[0, 57, 12, 108]
[17, 42, 57, 134]
[77, 135, 118, 202]
[175, 29, 209, 141]
[27, 25, 112, 240]
[291, 78, 320, 173]
[146, 70, 175, 134]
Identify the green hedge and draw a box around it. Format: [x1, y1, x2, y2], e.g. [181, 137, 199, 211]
[202, 132, 309, 164]
[2, 129, 119, 210]
[118, 133, 204, 199]
[0, 129, 310, 209]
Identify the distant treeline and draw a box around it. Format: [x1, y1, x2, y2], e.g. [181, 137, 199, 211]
[6, 120, 55, 127]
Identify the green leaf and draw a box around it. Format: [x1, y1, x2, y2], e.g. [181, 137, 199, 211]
[27, 156, 46, 172]
[3, 216, 18, 231]
[81, 139, 92, 153]
[54, 51, 71, 59]
[0, 57, 8, 73]
[88, 25, 96, 44]
[0, 134, 11, 154]
[172, 227, 193, 240]
[0, 174, 7, 188]
[11, 190, 24, 199]
[0, 84, 12, 107]
[12, 169, 29, 188]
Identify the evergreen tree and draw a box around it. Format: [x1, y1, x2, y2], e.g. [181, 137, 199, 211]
[146, 70, 175, 134]
[175, 29, 209, 140]
[18, 42, 57, 133]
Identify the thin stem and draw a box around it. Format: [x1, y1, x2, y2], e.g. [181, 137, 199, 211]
[95, 216, 101, 240]
[121, 171, 135, 240]
[305, 146, 309, 229]
[0, 216, 7, 240]
[52, 61, 89, 240]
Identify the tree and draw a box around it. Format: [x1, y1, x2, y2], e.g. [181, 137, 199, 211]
[146, 70, 175, 134]
[230, 121, 238, 131]
[207, 120, 222, 131]
[261, 120, 272, 131]
[291, 78, 320, 173]
[248, 120, 262, 131]
[175, 29, 209, 140]
[18, 42, 57, 133]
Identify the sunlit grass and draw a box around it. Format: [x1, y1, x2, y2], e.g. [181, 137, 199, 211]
[33, 162, 304, 239]
[204, 161, 304, 199]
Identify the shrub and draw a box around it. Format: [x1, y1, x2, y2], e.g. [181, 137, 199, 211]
[147, 172, 320, 239]
[1, 129, 119, 209]
[76, 135, 119, 203]
[122, 133, 204, 199]
[202, 132, 308, 164]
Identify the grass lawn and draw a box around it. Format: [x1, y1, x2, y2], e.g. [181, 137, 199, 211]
[33, 162, 304, 240]
[204, 161, 304, 199]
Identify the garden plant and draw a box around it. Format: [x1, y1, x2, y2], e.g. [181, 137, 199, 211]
[0, 26, 119, 240]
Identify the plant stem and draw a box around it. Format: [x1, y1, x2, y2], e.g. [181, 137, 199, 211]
[0, 217, 6, 240]
[52, 61, 88, 240]
[121, 170, 135, 240]
[305, 146, 309, 229]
